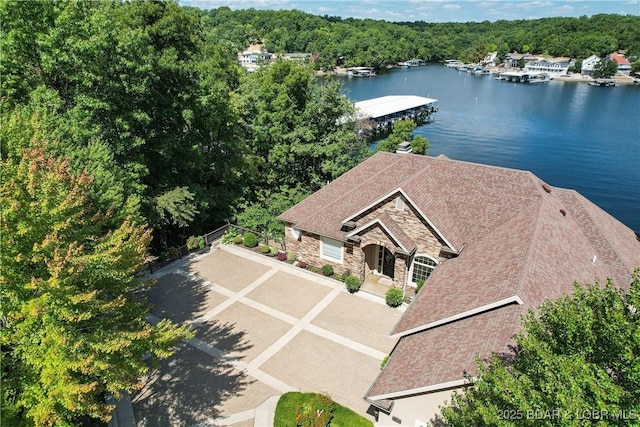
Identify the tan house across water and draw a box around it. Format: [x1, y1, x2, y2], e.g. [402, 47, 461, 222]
[279, 152, 640, 426]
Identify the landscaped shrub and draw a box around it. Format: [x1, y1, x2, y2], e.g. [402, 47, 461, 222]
[344, 275, 361, 293]
[270, 246, 279, 256]
[243, 232, 258, 248]
[295, 393, 335, 427]
[335, 274, 343, 282]
[221, 228, 239, 244]
[260, 244, 271, 254]
[286, 252, 296, 262]
[310, 266, 320, 273]
[186, 235, 200, 250]
[416, 278, 426, 293]
[277, 251, 287, 261]
[232, 234, 243, 244]
[386, 288, 404, 307]
[322, 264, 334, 276]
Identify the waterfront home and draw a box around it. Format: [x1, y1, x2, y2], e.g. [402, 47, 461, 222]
[279, 152, 640, 426]
[609, 53, 631, 75]
[524, 57, 573, 76]
[481, 51, 498, 67]
[581, 54, 601, 77]
[238, 44, 274, 71]
[502, 52, 538, 68]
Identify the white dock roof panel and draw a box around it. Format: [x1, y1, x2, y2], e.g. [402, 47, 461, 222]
[355, 95, 438, 120]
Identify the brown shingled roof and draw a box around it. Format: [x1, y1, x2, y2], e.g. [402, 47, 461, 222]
[279, 152, 640, 401]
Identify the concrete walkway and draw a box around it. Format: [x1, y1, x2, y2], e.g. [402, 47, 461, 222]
[127, 243, 403, 426]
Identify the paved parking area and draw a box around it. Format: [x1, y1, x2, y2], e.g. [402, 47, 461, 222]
[132, 244, 403, 426]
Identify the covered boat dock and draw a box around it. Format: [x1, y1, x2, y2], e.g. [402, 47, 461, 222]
[354, 95, 438, 133]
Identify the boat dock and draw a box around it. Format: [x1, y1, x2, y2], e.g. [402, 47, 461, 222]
[354, 95, 438, 134]
[496, 71, 550, 83]
[347, 67, 377, 77]
[590, 78, 617, 87]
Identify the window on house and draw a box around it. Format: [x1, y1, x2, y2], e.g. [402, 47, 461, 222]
[321, 237, 343, 263]
[410, 255, 437, 285]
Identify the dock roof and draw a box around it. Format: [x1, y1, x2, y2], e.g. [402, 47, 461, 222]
[354, 95, 437, 120]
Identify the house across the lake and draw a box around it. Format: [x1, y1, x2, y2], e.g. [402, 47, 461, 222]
[279, 152, 640, 426]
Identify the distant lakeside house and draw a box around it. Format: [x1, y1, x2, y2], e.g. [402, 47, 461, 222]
[610, 53, 632, 75]
[501, 52, 573, 76]
[279, 152, 640, 426]
[238, 44, 311, 71]
[581, 54, 601, 76]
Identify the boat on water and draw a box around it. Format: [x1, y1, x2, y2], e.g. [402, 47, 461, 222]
[347, 67, 377, 77]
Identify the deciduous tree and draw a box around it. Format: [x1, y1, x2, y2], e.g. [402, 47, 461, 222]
[1, 144, 190, 426]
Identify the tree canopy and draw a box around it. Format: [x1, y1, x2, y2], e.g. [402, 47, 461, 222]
[0, 144, 190, 426]
[203, 9, 640, 68]
[439, 270, 640, 426]
[377, 119, 429, 155]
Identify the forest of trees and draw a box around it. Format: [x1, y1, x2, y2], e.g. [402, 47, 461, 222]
[203, 7, 640, 69]
[1, 1, 639, 424]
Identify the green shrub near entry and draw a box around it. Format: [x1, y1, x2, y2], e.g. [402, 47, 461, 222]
[287, 252, 296, 262]
[335, 274, 343, 282]
[310, 266, 320, 274]
[386, 288, 403, 307]
[270, 246, 279, 256]
[344, 275, 361, 293]
[416, 278, 426, 293]
[322, 264, 334, 276]
[243, 232, 258, 248]
[260, 245, 271, 254]
[232, 234, 243, 244]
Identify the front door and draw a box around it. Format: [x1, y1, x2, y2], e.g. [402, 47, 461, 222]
[377, 246, 395, 279]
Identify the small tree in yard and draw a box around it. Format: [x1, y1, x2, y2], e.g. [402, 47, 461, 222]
[593, 58, 618, 78]
[440, 269, 640, 426]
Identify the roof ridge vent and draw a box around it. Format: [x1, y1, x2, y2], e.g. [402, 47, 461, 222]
[542, 183, 552, 193]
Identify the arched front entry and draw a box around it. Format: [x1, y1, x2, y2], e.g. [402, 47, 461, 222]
[363, 244, 395, 279]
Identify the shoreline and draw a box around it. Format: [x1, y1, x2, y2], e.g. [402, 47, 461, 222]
[317, 65, 638, 85]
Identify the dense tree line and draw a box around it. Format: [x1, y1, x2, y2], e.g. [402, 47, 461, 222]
[202, 8, 640, 69]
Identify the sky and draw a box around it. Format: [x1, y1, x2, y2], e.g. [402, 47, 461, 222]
[180, 0, 639, 23]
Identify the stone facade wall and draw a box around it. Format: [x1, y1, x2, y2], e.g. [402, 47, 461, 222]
[356, 195, 445, 261]
[284, 192, 455, 294]
[284, 225, 359, 277]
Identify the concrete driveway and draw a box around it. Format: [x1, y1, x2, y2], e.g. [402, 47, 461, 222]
[132, 244, 402, 426]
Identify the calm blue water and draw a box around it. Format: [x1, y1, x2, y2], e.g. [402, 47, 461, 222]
[337, 65, 640, 234]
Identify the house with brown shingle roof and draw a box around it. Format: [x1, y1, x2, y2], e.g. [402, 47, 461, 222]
[279, 151, 640, 426]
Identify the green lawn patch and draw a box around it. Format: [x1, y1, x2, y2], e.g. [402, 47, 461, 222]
[274, 392, 373, 427]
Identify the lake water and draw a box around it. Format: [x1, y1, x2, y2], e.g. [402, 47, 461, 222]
[336, 65, 640, 234]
